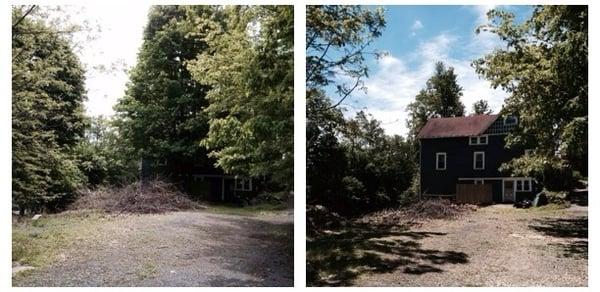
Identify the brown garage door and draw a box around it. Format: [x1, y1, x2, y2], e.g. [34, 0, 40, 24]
[456, 184, 493, 204]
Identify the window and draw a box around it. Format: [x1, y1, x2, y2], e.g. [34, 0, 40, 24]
[474, 179, 484, 185]
[234, 178, 252, 191]
[469, 135, 488, 145]
[473, 152, 485, 170]
[504, 115, 518, 126]
[516, 179, 532, 192]
[436, 152, 446, 170]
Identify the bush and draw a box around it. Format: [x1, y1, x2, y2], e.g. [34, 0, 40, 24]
[543, 189, 571, 208]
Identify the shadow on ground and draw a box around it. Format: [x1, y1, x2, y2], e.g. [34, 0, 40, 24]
[529, 216, 588, 259]
[201, 215, 294, 287]
[306, 223, 468, 286]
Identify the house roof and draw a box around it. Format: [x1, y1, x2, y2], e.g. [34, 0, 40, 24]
[417, 114, 499, 139]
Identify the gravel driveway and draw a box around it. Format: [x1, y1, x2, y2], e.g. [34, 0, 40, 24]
[14, 210, 293, 287]
[308, 204, 587, 287]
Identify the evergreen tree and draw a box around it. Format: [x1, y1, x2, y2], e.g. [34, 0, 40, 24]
[472, 99, 492, 115]
[12, 7, 87, 212]
[406, 61, 465, 140]
[114, 6, 216, 180]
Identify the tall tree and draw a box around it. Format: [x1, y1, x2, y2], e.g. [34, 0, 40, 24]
[306, 6, 386, 208]
[472, 99, 492, 115]
[114, 6, 216, 180]
[473, 6, 588, 182]
[188, 6, 294, 188]
[306, 5, 385, 108]
[12, 6, 87, 212]
[406, 61, 465, 140]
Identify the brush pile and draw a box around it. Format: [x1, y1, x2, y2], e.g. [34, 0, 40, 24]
[71, 180, 205, 214]
[356, 199, 477, 226]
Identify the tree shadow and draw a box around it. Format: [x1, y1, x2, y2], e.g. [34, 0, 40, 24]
[307, 223, 468, 286]
[529, 217, 588, 259]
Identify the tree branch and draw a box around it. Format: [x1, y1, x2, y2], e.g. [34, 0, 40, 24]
[12, 5, 37, 30]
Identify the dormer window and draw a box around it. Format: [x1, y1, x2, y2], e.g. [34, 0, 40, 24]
[469, 135, 488, 145]
[504, 115, 518, 126]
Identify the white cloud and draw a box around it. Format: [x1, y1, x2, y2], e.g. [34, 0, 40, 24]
[339, 30, 508, 137]
[410, 19, 423, 37]
[411, 19, 423, 30]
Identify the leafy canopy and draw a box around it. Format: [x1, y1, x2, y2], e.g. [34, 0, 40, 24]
[474, 5, 588, 182]
[188, 6, 294, 188]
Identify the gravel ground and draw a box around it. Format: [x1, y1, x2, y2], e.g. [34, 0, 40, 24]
[309, 204, 587, 287]
[13, 210, 293, 287]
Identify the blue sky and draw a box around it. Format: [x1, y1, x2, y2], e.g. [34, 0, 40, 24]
[331, 5, 534, 136]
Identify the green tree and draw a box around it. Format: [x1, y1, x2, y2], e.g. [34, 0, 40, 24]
[306, 6, 386, 210]
[306, 5, 385, 107]
[12, 6, 87, 212]
[472, 99, 492, 115]
[74, 116, 138, 187]
[473, 5, 588, 183]
[188, 6, 294, 188]
[406, 61, 465, 140]
[114, 6, 216, 181]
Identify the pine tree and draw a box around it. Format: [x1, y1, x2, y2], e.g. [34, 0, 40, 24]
[114, 6, 216, 180]
[12, 7, 87, 212]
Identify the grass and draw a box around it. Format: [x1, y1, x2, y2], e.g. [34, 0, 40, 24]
[136, 261, 158, 280]
[12, 211, 111, 268]
[205, 202, 287, 216]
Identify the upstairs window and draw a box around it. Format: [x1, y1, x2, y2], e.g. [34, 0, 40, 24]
[473, 152, 485, 170]
[504, 115, 518, 126]
[436, 152, 446, 170]
[469, 135, 488, 145]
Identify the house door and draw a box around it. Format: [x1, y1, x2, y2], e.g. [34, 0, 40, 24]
[503, 180, 515, 202]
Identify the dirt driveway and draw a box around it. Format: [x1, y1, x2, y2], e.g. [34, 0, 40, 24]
[13, 210, 293, 287]
[308, 205, 587, 287]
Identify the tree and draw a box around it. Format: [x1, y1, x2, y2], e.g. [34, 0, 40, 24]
[472, 99, 492, 115]
[114, 6, 216, 181]
[306, 6, 386, 204]
[473, 6, 588, 183]
[12, 6, 87, 212]
[74, 116, 138, 187]
[306, 5, 386, 108]
[188, 6, 294, 188]
[406, 61, 465, 140]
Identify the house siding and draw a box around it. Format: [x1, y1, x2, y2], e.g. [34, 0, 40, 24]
[420, 134, 537, 202]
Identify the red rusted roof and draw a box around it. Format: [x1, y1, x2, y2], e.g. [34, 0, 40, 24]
[417, 114, 499, 139]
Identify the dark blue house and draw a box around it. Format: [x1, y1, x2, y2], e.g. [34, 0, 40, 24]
[418, 114, 538, 203]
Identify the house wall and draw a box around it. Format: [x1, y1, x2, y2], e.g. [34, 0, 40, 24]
[420, 134, 536, 202]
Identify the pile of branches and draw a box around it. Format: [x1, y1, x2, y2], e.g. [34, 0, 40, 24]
[307, 204, 348, 236]
[356, 199, 477, 226]
[71, 180, 205, 214]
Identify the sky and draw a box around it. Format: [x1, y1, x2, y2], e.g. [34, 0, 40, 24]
[56, 4, 151, 117]
[329, 5, 535, 137]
